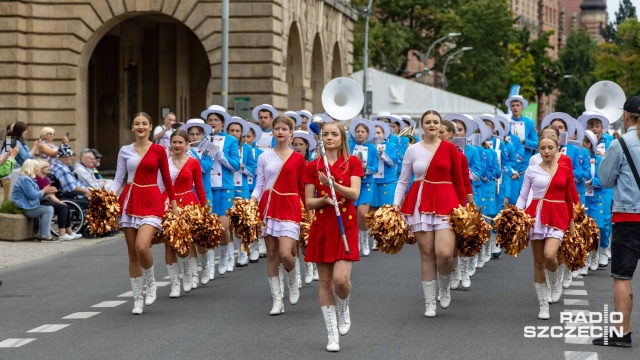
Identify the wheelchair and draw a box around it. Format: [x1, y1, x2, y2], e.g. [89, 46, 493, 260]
[47, 174, 91, 238]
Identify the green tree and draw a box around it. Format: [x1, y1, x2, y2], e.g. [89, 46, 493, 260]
[603, 0, 637, 43]
[507, 43, 536, 100]
[555, 30, 598, 117]
[595, 18, 640, 95]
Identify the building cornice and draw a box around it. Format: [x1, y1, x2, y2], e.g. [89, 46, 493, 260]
[323, 0, 359, 21]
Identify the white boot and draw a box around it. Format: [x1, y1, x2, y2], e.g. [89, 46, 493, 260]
[370, 233, 377, 251]
[294, 256, 302, 288]
[573, 269, 581, 278]
[534, 282, 550, 320]
[268, 276, 284, 315]
[218, 245, 229, 275]
[198, 253, 209, 285]
[322, 306, 340, 352]
[207, 251, 215, 280]
[589, 250, 598, 271]
[130, 277, 144, 315]
[546, 268, 562, 303]
[190, 257, 198, 289]
[360, 230, 370, 256]
[451, 257, 460, 290]
[227, 242, 235, 272]
[422, 280, 437, 317]
[177, 257, 192, 293]
[334, 294, 351, 335]
[305, 262, 314, 285]
[438, 272, 451, 309]
[286, 269, 300, 304]
[237, 250, 249, 267]
[483, 241, 491, 263]
[166, 263, 180, 298]
[562, 264, 572, 289]
[459, 257, 471, 288]
[279, 264, 286, 300]
[477, 246, 486, 269]
[258, 237, 267, 257]
[249, 241, 260, 263]
[142, 266, 157, 306]
[469, 255, 477, 277]
[313, 263, 319, 281]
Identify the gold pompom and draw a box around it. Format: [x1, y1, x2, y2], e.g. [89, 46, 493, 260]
[186, 204, 223, 250]
[86, 188, 120, 235]
[364, 205, 411, 254]
[299, 201, 311, 248]
[449, 204, 491, 257]
[227, 199, 264, 254]
[154, 208, 192, 255]
[494, 205, 535, 257]
[558, 204, 596, 270]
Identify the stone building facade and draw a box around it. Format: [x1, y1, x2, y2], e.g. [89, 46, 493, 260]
[0, 0, 356, 169]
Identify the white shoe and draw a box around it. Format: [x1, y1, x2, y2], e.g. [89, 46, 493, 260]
[572, 270, 580, 279]
[589, 250, 599, 271]
[322, 306, 340, 352]
[268, 276, 284, 315]
[237, 250, 249, 267]
[459, 257, 471, 288]
[286, 269, 300, 305]
[258, 238, 267, 258]
[227, 243, 235, 272]
[177, 257, 192, 293]
[534, 283, 550, 320]
[483, 242, 491, 263]
[438, 273, 451, 309]
[477, 251, 486, 269]
[142, 266, 157, 306]
[371, 235, 378, 251]
[360, 231, 370, 256]
[218, 245, 228, 275]
[130, 277, 144, 315]
[208, 251, 215, 280]
[335, 294, 351, 335]
[422, 280, 437, 317]
[198, 253, 209, 285]
[72, 233, 82, 239]
[166, 263, 180, 298]
[599, 250, 608, 267]
[451, 257, 460, 290]
[561, 265, 572, 289]
[58, 233, 75, 241]
[190, 257, 198, 289]
[294, 257, 302, 289]
[468, 255, 477, 277]
[579, 266, 588, 276]
[313, 263, 319, 281]
[249, 241, 260, 262]
[305, 262, 314, 285]
[605, 246, 611, 259]
[546, 268, 562, 303]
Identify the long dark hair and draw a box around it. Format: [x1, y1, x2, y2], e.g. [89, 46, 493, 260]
[12, 121, 27, 142]
[294, 137, 311, 162]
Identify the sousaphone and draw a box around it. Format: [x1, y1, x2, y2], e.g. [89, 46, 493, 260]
[321, 77, 365, 121]
[585, 81, 626, 123]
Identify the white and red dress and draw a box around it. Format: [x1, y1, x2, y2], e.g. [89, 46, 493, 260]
[112, 144, 176, 230]
[516, 163, 574, 240]
[164, 157, 207, 207]
[394, 142, 466, 232]
[250, 150, 306, 239]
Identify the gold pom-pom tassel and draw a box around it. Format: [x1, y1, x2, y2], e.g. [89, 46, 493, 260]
[299, 201, 311, 249]
[494, 205, 535, 257]
[186, 204, 223, 250]
[449, 204, 491, 257]
[155, 208, 192, 255]
[559, 231, 588, 271]
[86, 188, 120, 236]
[227, 198, 264, 254]
[364, 205, 411, 254]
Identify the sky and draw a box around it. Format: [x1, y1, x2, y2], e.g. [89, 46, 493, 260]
[607, 0, 640, 20]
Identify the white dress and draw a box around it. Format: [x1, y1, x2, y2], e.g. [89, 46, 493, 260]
[250, 150, 300, 240]
[111, 145, 165, 230]
[394, 145, 449, 232]
[515, 165, 564, 240]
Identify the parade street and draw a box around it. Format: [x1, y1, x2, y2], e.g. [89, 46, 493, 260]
[0, 238, 638, 360]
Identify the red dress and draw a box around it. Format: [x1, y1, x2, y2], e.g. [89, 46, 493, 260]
[400, 141, 466, 216]
[558, 154, 580, 205]
[162, 157, 207, 207]
[304, 155, 364, 263]
[257, 151, 307, 224]
[525, 164, 575, 231]
[459, 150, 473, 198]
[118, 144, 175, 219]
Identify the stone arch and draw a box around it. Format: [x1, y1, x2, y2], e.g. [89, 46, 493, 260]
[331, 42, 343, 79]
[74, 5, 215, 169]
[286, 22, 304, 111]
[310, 33, 326, 113]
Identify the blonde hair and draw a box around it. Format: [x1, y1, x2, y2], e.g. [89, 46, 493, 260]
[41, 127, 55, 137]
[35, 159, 49, 173]
[18, 159, 40, 178]
[273, 115, 295, 130]
[322, 123, 351, 162]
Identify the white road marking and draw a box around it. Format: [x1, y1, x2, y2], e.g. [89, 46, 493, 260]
[563, 309, 590, 316]
[62, 312, 100, 319]
[565, 336, 597, 344]
[91, 301, 127, 308]
[27, 324, 70, 333]
[570, 281, 584, 287]
[564, 350, 598, 359]
[564, 289, 588, 296]
[118, 291, 133, 297]
[0, 338, 36, 348]
[564, 299, 589, 306]
[154, 281, 170, 287]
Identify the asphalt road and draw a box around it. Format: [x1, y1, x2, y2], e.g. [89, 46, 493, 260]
[1, 238, 639, 360]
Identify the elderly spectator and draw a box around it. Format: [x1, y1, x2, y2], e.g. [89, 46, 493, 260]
[153, 112, 176, 150]
[593, 96, 640, 348]
[35, 160, 80, 241]
[11, 159, 58, 242]
[74, 149, 104, 189]
[51, 145, 91, 198]
[37, 127, 69, 166]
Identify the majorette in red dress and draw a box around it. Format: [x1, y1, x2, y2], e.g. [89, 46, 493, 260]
[112, 144, 176, 220]
[163, 157, 207, 207]
[398, 141, 467, 217]
[459, 150, 473, 198]
[530, 153, 580, 205]
[304, 155, 364, 263]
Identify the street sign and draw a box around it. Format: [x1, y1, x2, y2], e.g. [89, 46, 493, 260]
[234, 97, 251, 121]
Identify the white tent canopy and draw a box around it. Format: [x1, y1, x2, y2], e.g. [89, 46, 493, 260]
[352, 68, 497, 119]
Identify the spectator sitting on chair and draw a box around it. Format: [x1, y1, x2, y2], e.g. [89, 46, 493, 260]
[74, 149, 105, 190]
[51, 145, 91, 198]
[36, 160, 81, 241]
[90, 148, 103, 179]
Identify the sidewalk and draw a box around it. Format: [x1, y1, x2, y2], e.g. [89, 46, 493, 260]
[0, 235, 121, 270]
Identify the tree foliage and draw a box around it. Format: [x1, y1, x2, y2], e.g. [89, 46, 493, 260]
[555, 30, 598, 117]
[603, 0, 637, 43]
[595, 18, 640, 96]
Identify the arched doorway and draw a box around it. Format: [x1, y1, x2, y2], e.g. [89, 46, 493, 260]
[286, 23, 304, 111]
[332, 42, 343, 79]
[87, 14, 211, 170]
[310, 34, 325, 113]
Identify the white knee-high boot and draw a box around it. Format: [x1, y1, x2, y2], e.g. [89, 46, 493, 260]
[322, 306, 340, 352]
[142, 266, 157, 306]
[268, 276, 284, 315]
[294, 256, 302, 289]
[421, 280, 437, 317]
[198, 252, 209, 285]
[166, 263, 180, 298]
[189, 257, 198, 289]
[130, 277, 144, 315]
[534, 282, 550, 320]
[177, 257, 192, 293]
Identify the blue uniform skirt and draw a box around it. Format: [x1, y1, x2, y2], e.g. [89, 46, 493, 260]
[211, 188, 235, 216]
[372, 182, 395, 207]
[234, 189, 250, 199]
[355, 182, 374, 207]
